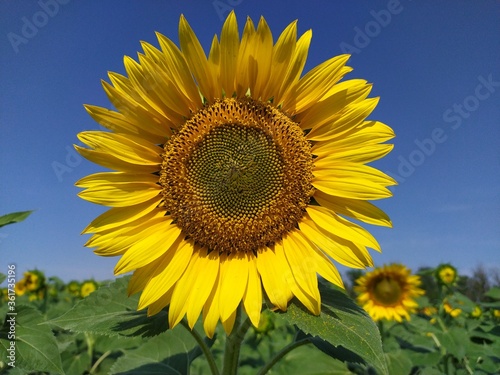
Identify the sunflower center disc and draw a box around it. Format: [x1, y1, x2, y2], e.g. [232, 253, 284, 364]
[373, 277, 402, 305]
[160, 98, 314, 254]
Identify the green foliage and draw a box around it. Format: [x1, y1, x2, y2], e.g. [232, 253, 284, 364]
[0, 305, 63, 374]
[0, 211, 33, 229]
[0, 265, 499, 374]
[276, 283, 388, 375]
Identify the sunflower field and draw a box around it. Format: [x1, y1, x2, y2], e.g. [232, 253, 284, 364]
[1, 262, 500, 375]
[2, 8, 500, 375]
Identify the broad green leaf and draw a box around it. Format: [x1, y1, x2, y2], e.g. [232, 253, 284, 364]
[403, 349, 441, 368]
[46, 276, 169, 337]
[61, 350, 91, 375]
[275, 283, 388, 375]
[0, 211, 33, 228]
[108, 324, 205, 375]
[261, 342, 352, 375]
[484, 287, 500, 300]
[435, 326, 469, 360]
[384, 350, 412, 375]
[0, 304, 64, 374]
[0, 273, 5, 285]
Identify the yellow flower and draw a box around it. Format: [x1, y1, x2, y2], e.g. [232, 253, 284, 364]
[435, 263, 457, 286]
[420, 306, 437, 317]
[24, 270, 45, 292]
[76, 12, 395, 337]
[470, 305, 482, 318]
[443, 299, 462, 318]
[355, 264, 424, 322]
[15, 280, 27, 296]
[67, 280, 81, 297]
[80, 280, 99, 298]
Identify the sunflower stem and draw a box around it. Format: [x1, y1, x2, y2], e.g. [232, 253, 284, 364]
[256, 338, 311, 375]
[180, 320, 220, 375]
[221, 307, 251, 375]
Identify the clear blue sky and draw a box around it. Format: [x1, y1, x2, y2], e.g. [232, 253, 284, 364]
[1, 0, 499, 283]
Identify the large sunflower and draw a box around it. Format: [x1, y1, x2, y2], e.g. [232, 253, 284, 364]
[355, 264, 424, 322]
[76, 12, 396, 337]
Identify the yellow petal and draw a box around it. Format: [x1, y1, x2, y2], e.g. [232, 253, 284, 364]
[203, 270, 221, 338]
[179, 15, 218, 100]
[306, 205, 381, 251]
[81, 198, 161, 234]
[312, 121, 395, 152]
[249, 17, 273, 99]
[135, 53, 193, 120]
[283, 232, 321, 315]
[315, 143, 394, 164]
[101, 80, 171, 133]
[261, 20, 297, 101]
[74, 145, 159, 174]
[297, 79, 371, 131]
[307, 97, 379, 141]
[222, 308, 237, 335]
[243, 253, 262, 328]
[219, 253, 248, 322]
[235, 16, 256, 96]
[88, 210, 167, 254]
[77, 131, 163, 165]
[282, 55, 351, 114]
[256, 246, 293, 311]
[147, 287, 174, 316]
[185, 250, 220, 329]
[78, 182, 160, 207]
[76, 171, 159, 188]
[314, 190, 392, 227]
[299, 216, 371, 268]
[114, 218, 182, 274]
[168, 247, 204, 329]
[138, 239, 194, 309]
[313, 161, 396, 200]
[220, 11, 239, 96]
[294, 229, 344, 288]
[276, 29, 312, 106]
[84, 105, 167, 144]
[155, 32, 203, 108]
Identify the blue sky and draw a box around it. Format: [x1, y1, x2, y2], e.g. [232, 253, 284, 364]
[1, 0, 499, 283]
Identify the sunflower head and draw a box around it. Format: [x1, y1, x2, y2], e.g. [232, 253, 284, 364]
[443, 299, 462, 318]
[76, 11, 395, 337]
[435, 263, 458, 286]
[15, 280, 27, 296]
[67, 280, 81, 297]
[23, 270, 45, 292]
[355, 264, 424, 322]
[80, 280, 99, 298]
[470, 305, 482, 319]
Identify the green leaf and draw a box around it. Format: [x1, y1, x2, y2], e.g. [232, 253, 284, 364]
[46, 276, 169, 337]
[384, 350, 413, 375]
[0, 304, 64, 374]
[274, 283, 388, 375]
[484, 287, 500, 300]
[0, 273, 5, 285]
[108, 324, 204, 375]
[260, 342, 352, 375]
[435, 326, 469, 360]
[0, 211, 33, 228]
